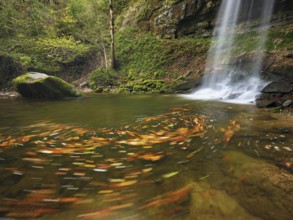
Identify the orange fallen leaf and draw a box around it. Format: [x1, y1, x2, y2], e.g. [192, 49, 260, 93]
[59, 197, 79, 203]
[140, 185, 192, 209]
[139, 153, 164, 162]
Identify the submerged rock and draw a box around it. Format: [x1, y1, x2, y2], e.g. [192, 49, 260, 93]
[13, 72, 81, 99]
[221, 151, 293, 220]
[256, 98, 278, 108]
[283, 99, 293, 107]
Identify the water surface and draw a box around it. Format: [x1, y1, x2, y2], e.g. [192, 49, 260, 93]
[0, 94, 292, 220]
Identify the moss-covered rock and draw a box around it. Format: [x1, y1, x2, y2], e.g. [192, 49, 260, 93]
[94, 86, 104, 93]
[13, 72, 81, 99]
[174, 78, 200, 93]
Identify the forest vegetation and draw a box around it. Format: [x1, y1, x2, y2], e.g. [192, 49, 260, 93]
[0, 0, 292, 94]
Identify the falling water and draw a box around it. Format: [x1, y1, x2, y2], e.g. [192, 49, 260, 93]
[185, 0, 275, 104]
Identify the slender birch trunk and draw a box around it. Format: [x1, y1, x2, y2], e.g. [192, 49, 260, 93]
[109, 0, 116, 69]
[102, 41, 108, 69]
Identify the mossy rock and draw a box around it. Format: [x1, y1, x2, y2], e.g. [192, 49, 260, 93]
[94, 86, 104, 93]
[174, 78, 200, 93]
[13, 72, 81, 99]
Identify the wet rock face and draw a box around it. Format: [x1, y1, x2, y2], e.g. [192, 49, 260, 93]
[138, 0, 220, 39]
[262, 79, 293, 93]
[256, 78, 293, 108]
[120, 0, 292, 40]
[274, 0, 293, 21]
[134, 0, 292, 39]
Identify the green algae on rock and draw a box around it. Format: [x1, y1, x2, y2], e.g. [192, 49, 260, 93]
[13, 72, 81, 99]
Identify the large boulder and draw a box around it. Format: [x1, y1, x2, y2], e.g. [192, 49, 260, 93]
[261, 79, 293, 93]
[256, 78, 293, 108]
[13, 72, 81, 99]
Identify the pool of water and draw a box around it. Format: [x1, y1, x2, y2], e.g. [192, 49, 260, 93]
[0, 94, 292, 220]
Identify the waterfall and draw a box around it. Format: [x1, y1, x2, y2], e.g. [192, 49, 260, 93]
[185, 0, 275, 104]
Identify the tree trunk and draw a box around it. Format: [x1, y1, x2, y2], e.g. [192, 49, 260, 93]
[102, 41, 108, 69]
[109, 0, 116, 69]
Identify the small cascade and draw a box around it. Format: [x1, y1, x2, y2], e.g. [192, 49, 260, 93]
[185, 0, 275, 104]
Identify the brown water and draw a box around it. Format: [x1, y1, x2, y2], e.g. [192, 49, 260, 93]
[0, 94, 292, 220]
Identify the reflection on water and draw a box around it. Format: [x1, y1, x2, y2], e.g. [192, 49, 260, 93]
[0, 94, 292, 220]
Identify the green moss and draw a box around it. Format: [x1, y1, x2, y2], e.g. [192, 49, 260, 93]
[95, 86, 104, 93]
[88, 27, 210, 94]
[13, 72, 81, 98]
[229, 25, 293, 55]
[0, 35, 93, 84]
[116, 87, 131, 94]
[115, 27, 210, 81]
[47, 76, 81, 97]
[116, 28, 169, 78]
[35, 36, 92, 64]
[267, 28, 293, 50]
[125, 79, 173, 94]
[89, 68, 118, 90]
[164, 0, 176, 6]
[137, 8, 149, 21]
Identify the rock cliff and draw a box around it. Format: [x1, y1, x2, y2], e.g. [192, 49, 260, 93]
[120, 0, 292, 39]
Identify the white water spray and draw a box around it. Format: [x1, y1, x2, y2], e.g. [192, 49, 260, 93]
[185, 0, 275, 104]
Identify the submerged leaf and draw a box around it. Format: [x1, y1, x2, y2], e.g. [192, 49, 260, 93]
[139, 153, 165, 162]
[139, 185, 192, 209]
[162, 171, 179, 179]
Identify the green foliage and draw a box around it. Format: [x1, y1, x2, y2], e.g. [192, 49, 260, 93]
[67, 0, 85, 16]
[0, 35, 93, 76]
[113, 0, 131, 14]
[89, 68, 118, 89]
[0, 52, 23, 89]
[35, 36, 92, 64]
[137, 8, 148, 21]
[0, 0, 210, 90]
[116, 28, 172, 79]
[0, 0, 49, 37]
[116, 27, 209, 80]
[164, 0, 176, 5]
[125, 79, 172, 93]
[0, 0, 105, 86]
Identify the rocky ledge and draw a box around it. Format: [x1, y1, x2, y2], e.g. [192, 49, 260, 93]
[256, 78, 293, 108]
